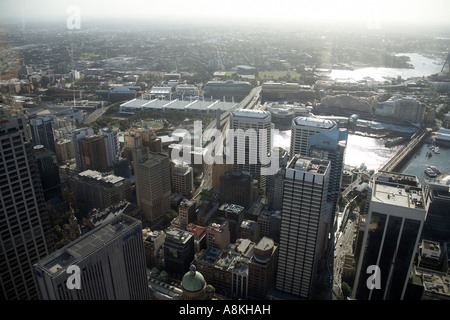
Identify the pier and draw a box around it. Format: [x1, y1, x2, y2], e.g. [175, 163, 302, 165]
[379, 128, 431, 172]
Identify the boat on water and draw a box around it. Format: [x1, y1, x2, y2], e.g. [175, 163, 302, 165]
[428, 166, 441, 174]
[434, 146, 440, 154]
[426, 151, 432, 157]
[424, 167, 438, 178]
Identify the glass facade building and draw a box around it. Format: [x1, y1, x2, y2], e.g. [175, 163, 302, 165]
[352, 172, 426, 300]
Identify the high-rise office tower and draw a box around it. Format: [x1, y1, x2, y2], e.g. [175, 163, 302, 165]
[70, 169, 133, 210]
[29, 115, 56, 153]
[133, 147, 171, 228]
[55, 138, 74, 164]
[0, 117, 52, 300]
[230, 109, 272, 191]
[265, 147, 288, 208]
[352, 172, 426, 300]
[179, 198, 197, 230]
[71, 127, 94, 171]
[171, 161, 194, 197]
[276, 156, 330, 299]
[33, 145, 61, 199]
[78, 134, 109, 172]
[164, 227, 195, 280]
[423, 180, 450, 242]
[34, 214, 149, 300]
[99, 127, 119, 167]
[308, 128, 348, 210]
[123, 130, 142, 162]
[219, 171, 254, 208]
[289, 117, 338, 159]
[290, 116, 347, 242]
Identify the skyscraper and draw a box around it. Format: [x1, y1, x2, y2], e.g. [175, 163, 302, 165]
[99, 127, 119, 167]
[219, 171, 254, 208]
[0, 117, 52, 300]
[308, 128, 348, 210]
[230, 109, 272, 191]
[423, 180, 450, 242]
[164, 227, 195, 280]
[179, 198, 197, 230]
[34, 214, 149, 300]
[290, 116, 347, 243]
[171, 161, 194, 197]
[276, 156, 330, 299]
[33, 145, 61, 199]
[71, 127, 94, 171]
[69, 169, 132, 210]
[352, 172, 426, 300]
[133, 147, 171, 228]
[78, 134, 109, 172]
[29, 115, 56, 153]
[289, 117, 338, 159]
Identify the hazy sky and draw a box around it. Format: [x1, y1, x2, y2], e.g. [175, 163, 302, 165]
[1, 0, 450, 29]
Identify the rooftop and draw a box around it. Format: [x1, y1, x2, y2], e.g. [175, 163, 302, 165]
[35, 214, 140, 277]
[289, 156, 330, 175]
[78, 169, 126, 186]
[219, 203, 244, 215]
[415, 267, 450, 297]
[120, 98, 236, 113]
[165, 227, 193, 244]
[373, 172, 424, 209]
[293, 116, 336, 129]
[232, 108, 271, 119]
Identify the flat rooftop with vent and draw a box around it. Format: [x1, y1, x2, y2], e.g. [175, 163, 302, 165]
[34, 214, 140, 278]
[372, 171, 425, 210]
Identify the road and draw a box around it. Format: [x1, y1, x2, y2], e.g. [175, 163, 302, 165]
[194, 86, 261, 197]
[329, 194, 359, 299]
[202, 86, 262, 147]
[84, 105, 111, 124]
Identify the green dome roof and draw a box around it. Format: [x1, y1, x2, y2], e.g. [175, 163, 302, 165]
[181, 265, 206, 292]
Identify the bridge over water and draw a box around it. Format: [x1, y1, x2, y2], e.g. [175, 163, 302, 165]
[378, 128, 431, 172]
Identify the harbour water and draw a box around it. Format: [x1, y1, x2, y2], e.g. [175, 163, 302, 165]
[329, 53, 443, 82]
[273, 130, 398, 170]
[273, 130, 450, 177]
[398, 143, 450, 179]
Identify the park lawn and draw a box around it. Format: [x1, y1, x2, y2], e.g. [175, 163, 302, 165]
[258, 70, 302, 81]
[141, 120, 165, 130]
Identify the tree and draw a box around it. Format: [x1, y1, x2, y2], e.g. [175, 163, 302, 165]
[339, 197, 348, 208]
[164, 209, 179, 226]
[359, 199, 367, 213]
[341, 281, 352, 298]
[53, 225, 62, 235]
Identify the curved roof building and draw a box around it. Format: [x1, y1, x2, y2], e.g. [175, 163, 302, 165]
[181, 265, 211, 300]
